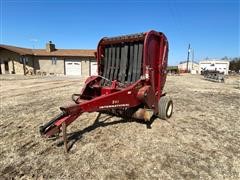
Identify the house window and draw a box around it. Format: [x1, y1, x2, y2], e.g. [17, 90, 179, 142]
[20, 57, 29, 64]
[52, 57, 57, 65]
[24, 57, 29, 65]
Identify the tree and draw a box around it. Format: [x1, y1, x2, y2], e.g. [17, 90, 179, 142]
[229, 57, 240, 72]
[221, 56, 229, 60]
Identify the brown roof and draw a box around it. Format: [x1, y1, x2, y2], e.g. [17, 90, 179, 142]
[0, 44, 33, 55]
[32, 49, 95, 57]
[0, 44, 95, 57]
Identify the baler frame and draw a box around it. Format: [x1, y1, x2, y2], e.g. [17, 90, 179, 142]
[40, 30, 173, 152]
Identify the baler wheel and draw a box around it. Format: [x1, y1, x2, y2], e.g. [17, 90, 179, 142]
[158, 96, 173, 120]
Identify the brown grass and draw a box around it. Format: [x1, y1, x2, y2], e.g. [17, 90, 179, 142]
[0, 74, 239, 179]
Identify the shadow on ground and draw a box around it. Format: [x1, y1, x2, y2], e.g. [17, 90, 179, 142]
[56, 113, 160, 151]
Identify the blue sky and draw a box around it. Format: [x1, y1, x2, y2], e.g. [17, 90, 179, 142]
[0, 0, 239, 65]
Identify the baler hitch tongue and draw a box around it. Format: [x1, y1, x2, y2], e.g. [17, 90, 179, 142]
[39, 112, 66, 136]
[40, 30, 173, 152]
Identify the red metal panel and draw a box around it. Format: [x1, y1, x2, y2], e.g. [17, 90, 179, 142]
[143, 31, 168, 101]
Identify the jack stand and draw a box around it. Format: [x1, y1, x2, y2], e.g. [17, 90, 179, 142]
[62, 121, 68, 153]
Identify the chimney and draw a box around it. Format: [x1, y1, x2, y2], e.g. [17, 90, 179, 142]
[46, 41, 56, 52]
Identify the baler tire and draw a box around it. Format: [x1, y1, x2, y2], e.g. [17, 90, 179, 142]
[158, 96, 173, 120]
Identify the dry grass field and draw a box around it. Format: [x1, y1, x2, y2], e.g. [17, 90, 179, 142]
[0, 74, 239, 179]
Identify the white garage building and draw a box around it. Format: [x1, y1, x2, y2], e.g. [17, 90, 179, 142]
[178, 61, 199, 73]
[199, 60, 230, 75]
[65, 59, 97, 76]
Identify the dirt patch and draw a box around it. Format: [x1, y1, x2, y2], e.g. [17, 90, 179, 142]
[0, 74, 239, 179]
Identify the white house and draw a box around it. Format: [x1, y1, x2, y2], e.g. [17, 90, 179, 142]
[199, 60, 229, 75]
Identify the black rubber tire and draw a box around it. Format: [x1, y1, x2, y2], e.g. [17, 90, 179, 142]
[158, 96, 173, 120]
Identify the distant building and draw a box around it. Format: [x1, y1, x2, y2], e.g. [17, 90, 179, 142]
[199, 59, 229, 75]
[178, 61, 199, 73]
[167, 66, 179, 74]
[0, 42, 96, 76]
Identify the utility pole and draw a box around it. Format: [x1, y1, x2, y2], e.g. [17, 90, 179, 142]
[186, 44, 190, 72]
[191, 48, 194, 70]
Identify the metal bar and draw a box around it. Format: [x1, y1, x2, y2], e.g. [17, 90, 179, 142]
[120, 44, 129, 83]
[136, 43, 143, 80]
[132, 43, 139, 82]
[109, 46, 116, 81]
[113, 46, 120, 80]
[101, 47, 109, 85]
[127, 44, 134, 83]
[105, 46, 112, 84]
[118, 45, 124, 82]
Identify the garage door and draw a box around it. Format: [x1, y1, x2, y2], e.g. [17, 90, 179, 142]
[65, 60, 81, 76]
[90, 61, 98, 76]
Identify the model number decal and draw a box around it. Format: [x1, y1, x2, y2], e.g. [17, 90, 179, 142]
[99, 104, 130, 109]
[112, 100, 119, 104]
